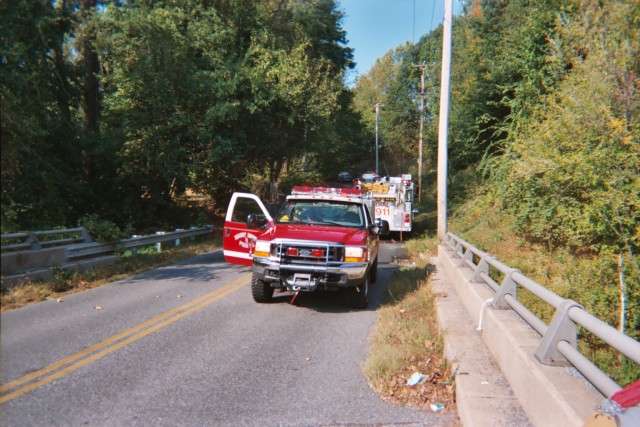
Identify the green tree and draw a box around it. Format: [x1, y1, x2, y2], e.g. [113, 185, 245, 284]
[2, 0, 364, 231]
[491, 0, 639, 336]
[496, 0, 639, 253]
[1, 0, 81, 230]
[97, 1, 242, 226]
[352, 44, 420, 175]
[239, 0, 359, 189]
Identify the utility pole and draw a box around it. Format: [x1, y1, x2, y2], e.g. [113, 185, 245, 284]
[374, 103, 383, 175]
[438, 0, 452, 241]
[412, 63, 426, 202]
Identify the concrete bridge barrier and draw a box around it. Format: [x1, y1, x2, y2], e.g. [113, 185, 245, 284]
[1, 247, 68, 275]
[435, 232, 639, 426]
[437, 245, 601, 426]
[1, 226, 214, 289]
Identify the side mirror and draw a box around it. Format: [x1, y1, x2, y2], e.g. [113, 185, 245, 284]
[375, 219, 390, 236]
[247, 214, 268, 229]
[247, 214, 259, 229]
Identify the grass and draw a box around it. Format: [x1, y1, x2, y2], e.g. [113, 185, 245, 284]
[364, 231, 456, 413]
[1, 235, 220, 312]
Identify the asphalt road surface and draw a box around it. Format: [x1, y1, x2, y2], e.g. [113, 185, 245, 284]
[1, 242, 457, 426]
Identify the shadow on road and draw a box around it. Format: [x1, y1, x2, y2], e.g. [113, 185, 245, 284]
[264, 261, 402, 314]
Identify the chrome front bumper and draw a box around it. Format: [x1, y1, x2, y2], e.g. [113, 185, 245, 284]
[252, 255, 368, 291]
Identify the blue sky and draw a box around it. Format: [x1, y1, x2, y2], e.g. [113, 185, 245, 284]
[338, 0, 464, 85]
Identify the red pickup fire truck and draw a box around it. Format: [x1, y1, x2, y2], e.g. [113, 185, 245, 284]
[223, 186, 390, 308]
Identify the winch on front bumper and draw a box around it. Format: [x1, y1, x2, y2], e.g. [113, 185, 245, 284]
[251, 240, 368, 292]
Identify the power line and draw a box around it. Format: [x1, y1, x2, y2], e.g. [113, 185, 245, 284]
[413, 0, 416, 43]
[430, 0, 436, 31]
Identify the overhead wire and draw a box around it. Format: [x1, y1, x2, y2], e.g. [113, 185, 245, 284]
[413, 0, 416, 44]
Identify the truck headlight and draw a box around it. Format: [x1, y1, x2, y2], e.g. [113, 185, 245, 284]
[254, 241, 271, 257]
[345, 246, 367, 263]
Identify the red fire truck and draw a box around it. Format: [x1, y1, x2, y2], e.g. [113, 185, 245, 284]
[223, 186, 389, 308]
[357, 174, 414, 238]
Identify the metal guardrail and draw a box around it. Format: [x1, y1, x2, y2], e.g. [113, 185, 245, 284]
[442, 232, 640, 398]
[1, 228, 93, 252]
[117, 227, 214, 252]
[1, 226, 213, 254]
[1, 226, 214, 281]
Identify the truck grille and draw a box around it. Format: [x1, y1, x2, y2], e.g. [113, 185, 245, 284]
[274, 242, 344, 265]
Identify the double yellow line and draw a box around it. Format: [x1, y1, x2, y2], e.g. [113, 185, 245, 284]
[0, 274, 250, 404]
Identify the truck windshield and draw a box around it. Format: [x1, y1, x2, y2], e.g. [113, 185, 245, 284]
[275, 200, 364, 227]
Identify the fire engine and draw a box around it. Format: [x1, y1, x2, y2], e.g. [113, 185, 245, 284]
[223, 186, 390, 308]
[357, 174, 414, 237]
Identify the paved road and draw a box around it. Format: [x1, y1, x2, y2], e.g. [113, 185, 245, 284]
[1, 243, 457, 426]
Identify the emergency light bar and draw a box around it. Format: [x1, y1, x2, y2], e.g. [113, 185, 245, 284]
[291, 186, 363, 197]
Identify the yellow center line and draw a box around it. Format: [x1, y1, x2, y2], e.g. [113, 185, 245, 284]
[0, 274, 250, 404]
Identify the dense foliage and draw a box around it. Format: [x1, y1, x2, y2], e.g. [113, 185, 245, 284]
[352, 0, 638, 380]
[354, 0, 638, 259]
[1, 0, 366, 232]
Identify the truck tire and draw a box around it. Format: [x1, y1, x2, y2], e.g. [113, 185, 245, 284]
[251, 274, 273, 303]
[352, 274, 369, 309]
[370, 257, 378, 283]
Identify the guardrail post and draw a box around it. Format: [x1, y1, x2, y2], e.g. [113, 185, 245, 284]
[471, 255, 491, 283]
[130, 235, 140, 254]
[25, 232, 41, 250]
[445, 233, 458, 252]
[174, 229, 184, 246]
[454, 240, 464, 258]
[80, 227, 93, 243]
[155, 232, 166, 252]
[443, 233, 453, 249]
[459, 247, 473, 268]
[189, 226, 197, 241]
[492, 268, 519, 309]
[442, 239, 452, 252]
[535, 299, 583, 366]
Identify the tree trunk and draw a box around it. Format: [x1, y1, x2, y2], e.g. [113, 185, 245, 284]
[53, 0, 71, 124]
[81, 0, 99, 133]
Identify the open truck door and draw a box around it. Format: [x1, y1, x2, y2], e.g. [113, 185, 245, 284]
[223, 192, 272, 266]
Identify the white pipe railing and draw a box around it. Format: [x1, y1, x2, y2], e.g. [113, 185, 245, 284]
[442, 232, 640, 398]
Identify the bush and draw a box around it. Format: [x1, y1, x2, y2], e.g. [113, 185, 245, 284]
[78, 214, 129, 243]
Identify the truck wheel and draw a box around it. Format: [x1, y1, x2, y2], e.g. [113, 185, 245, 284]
[370, 258, 378, 283]
[352, 275, 369, 309]
[251, 275, 273, 303]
